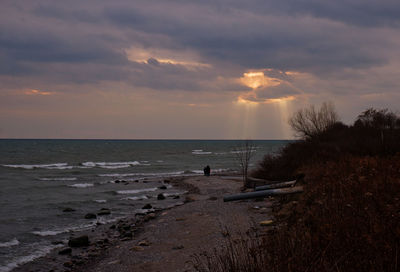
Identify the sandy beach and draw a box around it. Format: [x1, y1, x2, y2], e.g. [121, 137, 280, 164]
[13, 174, 276, 272]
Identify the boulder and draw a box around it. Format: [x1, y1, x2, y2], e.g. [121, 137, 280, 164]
[97, 209, 111, 216]
[157, 193, 165, 200]
[142, 204, 152, 209]
[68, 235, 90, 247]
[84, 213, 97, 219]
[58, 247, 72, 255]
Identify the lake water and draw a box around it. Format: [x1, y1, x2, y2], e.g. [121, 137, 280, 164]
[0, 139, 287, 271]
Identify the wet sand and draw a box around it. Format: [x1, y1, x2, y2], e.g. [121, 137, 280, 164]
[14, 174, 276, 272]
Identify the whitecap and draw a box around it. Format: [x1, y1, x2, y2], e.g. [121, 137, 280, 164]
[0, 238, 19, 248]
[98, 171, 185, 178]
[32, 222, 96, 237]
[0, 243, 63, 272]
[121, 195, 149, 201]
[39, 177, 77, 181]
[99, 165, 131, 169]
[116, 187, 158, 194]
[2, 163, 72, 170]
[81, 161, 141, 169]
[192, 151, 212, 155]
[31, 230, 64, 236]
[68, 183, 94, 188]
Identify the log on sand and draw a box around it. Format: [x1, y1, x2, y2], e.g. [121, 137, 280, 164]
[223, 186, 303, 202]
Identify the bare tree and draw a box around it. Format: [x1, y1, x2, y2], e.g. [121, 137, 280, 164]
[289, 102, 339, 139]
[234, 140, 256, 188]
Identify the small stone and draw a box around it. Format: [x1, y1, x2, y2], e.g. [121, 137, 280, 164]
[97, 209, 111, 215]
[63, 208, 76, 212]
[157, 193, 165, 200]
[144, 213, 156, 222]
[131, 246, 144, 251]
[121, 231, 132, 238]
[173, 195, 180, 199]
[138, 240, 150, 246]
[158, 185, 167, 190]
[142, 204, 152, 209]
[175, 218, 186, 221]
[63, 261, 73, 268]
[58, 248, 72, 255]
[184, 196, 195, 203]
[172, 245, 184, 250]
[208, 196, 218, 201]
[84, 213, 97, 219]
[107, 260, 121, 265]
[68, 235, 89, 247]
[115, 180, 121, 183]
[259, 220, 274, 226]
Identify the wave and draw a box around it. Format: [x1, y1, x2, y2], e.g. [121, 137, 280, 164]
[192, 149, 212, 155]
[0, 242, 63, 272]
[32, 222, 96, 237]
[94, 199, 107, 203]
[98, 170, 185, 178]
[38, 177, 77, 181]
[0, 238, 19, 248]
[116, 187, 158, 195]
[81, 161, 143, 169]
[121, 195, 149, 201]
[68, 183, 94, 188]
[2, 163, 72, 170]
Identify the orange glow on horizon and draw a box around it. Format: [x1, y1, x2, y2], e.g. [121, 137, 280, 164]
[24, 89, 53, 96]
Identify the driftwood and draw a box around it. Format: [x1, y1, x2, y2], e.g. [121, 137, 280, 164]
[254, 180, 297, 191]
[220, 176, 289, 184]
[223, 186, 304, 202]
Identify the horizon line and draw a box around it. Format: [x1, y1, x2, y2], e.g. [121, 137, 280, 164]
[0, 138, 293, 141]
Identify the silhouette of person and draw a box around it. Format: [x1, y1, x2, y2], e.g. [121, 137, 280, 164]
[203, 165, 210, 176]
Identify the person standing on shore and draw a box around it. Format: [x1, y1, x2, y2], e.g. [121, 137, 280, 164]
[203, 165, 210, 176]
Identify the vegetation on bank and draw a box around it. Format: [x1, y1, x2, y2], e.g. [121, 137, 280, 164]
[194, 104, 400, 272]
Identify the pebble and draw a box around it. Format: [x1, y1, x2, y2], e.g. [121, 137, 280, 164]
[138, 240, 150, 246]
[172, 245, 184, 250]
[131, 246, 144, 251]
[259, 220, 274, 226]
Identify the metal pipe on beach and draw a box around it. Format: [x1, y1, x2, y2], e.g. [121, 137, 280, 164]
[223, 186, 304, 202]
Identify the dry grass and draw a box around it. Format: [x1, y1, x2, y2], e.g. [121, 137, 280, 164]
[194, 155, 400, 272]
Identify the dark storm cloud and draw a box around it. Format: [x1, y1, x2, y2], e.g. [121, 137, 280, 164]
[103, 1, 393, 73]
[1, 0, 399, 92]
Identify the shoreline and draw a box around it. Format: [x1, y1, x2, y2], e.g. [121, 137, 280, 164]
[12, 173, 277, 272]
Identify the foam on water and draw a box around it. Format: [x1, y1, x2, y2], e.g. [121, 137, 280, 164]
[68, 183, 94, 188]
[38, 177, 77, 181]
[81, 161, 142, 169]
[0, 238, 19, 248]
[0, 242, 63, 272]
[121, 195, 149, 201]
[32, 222, 96, 237]
[116, 187, 158, 194]
[192, 149, 212, 155]
[94, 199, 107, 203]
[2, 163, 72, 170]
[98, 170, 186, 178]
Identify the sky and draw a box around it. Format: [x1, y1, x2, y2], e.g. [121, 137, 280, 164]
[1, 0, 400, 139]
